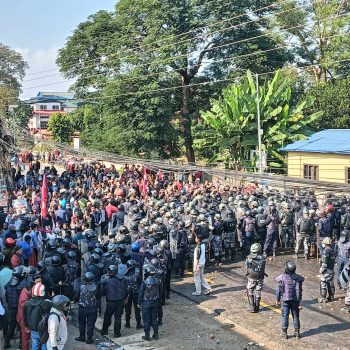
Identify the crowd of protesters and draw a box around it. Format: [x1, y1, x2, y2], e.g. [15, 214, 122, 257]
[0, 153, 349, 348]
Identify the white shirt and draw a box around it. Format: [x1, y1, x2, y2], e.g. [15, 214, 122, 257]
[194, 243, 206, 267]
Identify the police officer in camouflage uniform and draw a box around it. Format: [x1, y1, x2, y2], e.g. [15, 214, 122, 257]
[138, 264, 161, 341]
[335, 230, 350, 289]
[124, 259, 143, 329]
[75, 272, 98, 344]
[319, 237, 336, 303]
[223, 209, 237, 261]
[280, 203, 295, 248]
[343, 260, 350, 312]
[295, 208, 314, 259]
[245, 243, 266, 313]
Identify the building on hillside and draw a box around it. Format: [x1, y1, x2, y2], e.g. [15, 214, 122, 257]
[280, 129, 350, 184]
[24, 92, 83, 136]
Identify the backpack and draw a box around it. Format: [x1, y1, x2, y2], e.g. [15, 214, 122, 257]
[284, 211, 294, 226]
[64, 262, 78, 285]
[299, 218, 312, 234]
[247, 257, 265, 279]
[256, 214, 267, 229]
[245, 217, 255, 233]
[178, 231, 188, 248]
[38, 312, 60, 345]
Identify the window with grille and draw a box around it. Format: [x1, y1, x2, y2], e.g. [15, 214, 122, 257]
[346, 167, 350, 184]
[303, 164, 319, 180]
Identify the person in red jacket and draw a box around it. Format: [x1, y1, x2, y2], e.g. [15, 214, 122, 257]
[11, 246, 23, 268]
[17, 282, 32, 350]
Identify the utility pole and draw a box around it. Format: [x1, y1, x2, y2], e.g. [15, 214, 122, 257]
[256, 73, 263, 174]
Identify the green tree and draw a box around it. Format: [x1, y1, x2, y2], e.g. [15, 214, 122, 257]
[0, 43, 28, 93]
[274, 0, 350, 82]
[12, 102, 33, 129]
[48, 113, 74, 143]
[305, 77, 350, 130]
[194, 70, 322, 169]
[57, 0, 292, 162]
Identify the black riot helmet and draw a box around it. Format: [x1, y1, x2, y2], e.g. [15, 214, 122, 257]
[127, 259, 138, 268]
[107, 264, 118, 275]
[285, 261, 297, 274]
[83, 272, 95, 284]
[227, 209, 234, 217]
[52, 295, 70, 311]
[130, 222, 139, 231]
[13, 265, 25, 279]
[143, 263, 156, 277]
[37, 260, 47, 272]
[90, 253, 101, 264]
[51, 255, 62, 267]
[150, 258, 160, 269]
[62, 238, 72, 247]
[93, 247, 103, 256]
[119, 225, 129, 235]
[47, 239, 57, 250]
[67, 251, 77, 260]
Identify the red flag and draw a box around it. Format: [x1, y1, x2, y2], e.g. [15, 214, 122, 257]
[41, 173, 48, 219]
[142, 166, 148, 196]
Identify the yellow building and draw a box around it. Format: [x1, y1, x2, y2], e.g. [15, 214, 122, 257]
[280, 129, 350, 184]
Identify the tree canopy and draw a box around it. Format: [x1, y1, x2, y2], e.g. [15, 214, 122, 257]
[57, 0, 292, 162]
[48, 113, 74, 144]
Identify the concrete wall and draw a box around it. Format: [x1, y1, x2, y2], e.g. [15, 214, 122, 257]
[287, 151, 350, 184]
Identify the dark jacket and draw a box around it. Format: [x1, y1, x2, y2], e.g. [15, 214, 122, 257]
[101, 275, 128, 302]
[275, 273, 304, 302]
[23, 297, 52, 331]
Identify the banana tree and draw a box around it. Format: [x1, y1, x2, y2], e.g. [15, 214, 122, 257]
[193, 70, 322, 170]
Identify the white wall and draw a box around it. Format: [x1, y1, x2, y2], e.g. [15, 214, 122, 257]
[32, 102, 62, 111]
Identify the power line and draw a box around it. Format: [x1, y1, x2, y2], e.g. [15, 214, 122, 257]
[24, 0, 290, 77]
[3, 56, 349, 106]
[20, 31, 345, 93]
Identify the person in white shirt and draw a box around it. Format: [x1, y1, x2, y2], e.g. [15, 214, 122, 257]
[192, 235, 212, 296]
[47, 295, 69, 350]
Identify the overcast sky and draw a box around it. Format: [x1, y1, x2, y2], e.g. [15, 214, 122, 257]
[0, 0, 116, 99]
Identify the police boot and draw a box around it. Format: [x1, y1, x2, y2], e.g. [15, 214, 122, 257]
[255, 297, 261, 313]
[86, 338, 93, 344]
[124, 321, 131, 328]
[327, 285, 335, 302]
[75, 336, 86, 342]
[152, 332, 159, 340]
[4, 340, 10, 349]
[248, 295, 256, 313]
[136, 322, 143, 329]
[318, 288, 328, 303]
[294, 329, 300, 339]
[281, 328, 288, 339]
[142, 334, 151, 341]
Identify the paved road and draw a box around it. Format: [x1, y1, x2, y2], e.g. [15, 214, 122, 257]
[171, 250, 350, 350]
[95, 293, 265, 350]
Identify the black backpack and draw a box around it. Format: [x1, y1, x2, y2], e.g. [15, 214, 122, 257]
[247, 257, 265, 279]
[299, 218, 312, 234]
[38, 312, 60, 345]
[284, 211, 294, 226]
